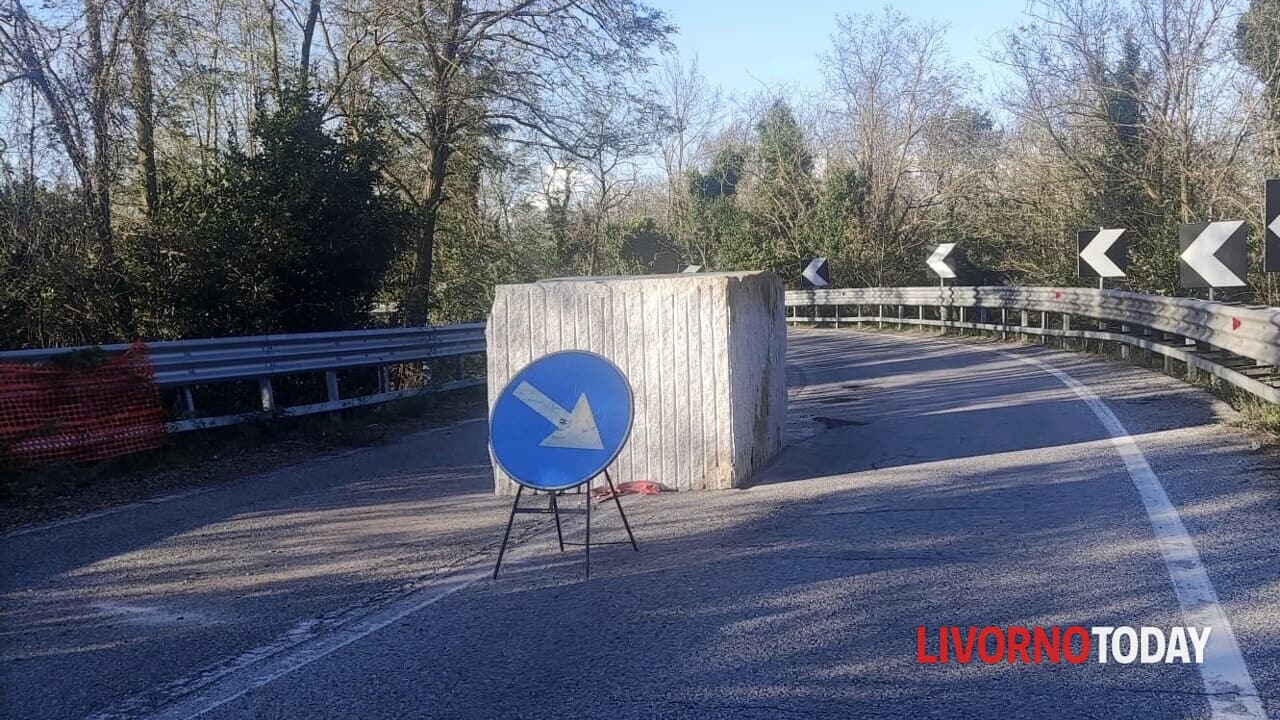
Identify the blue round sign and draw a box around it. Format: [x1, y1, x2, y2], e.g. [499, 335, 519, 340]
[490, 351, 634, 491]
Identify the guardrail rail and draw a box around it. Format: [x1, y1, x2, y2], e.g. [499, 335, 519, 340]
[785, 286, 1280, 405]
[7, 285, 1277, 440]
[1, 324, 487, 432]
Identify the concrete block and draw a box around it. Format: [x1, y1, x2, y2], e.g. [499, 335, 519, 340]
[486, 271, 786, 495]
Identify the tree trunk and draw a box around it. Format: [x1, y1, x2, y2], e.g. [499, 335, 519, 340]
[130, 0, 159, 216]
[262, 0, 283, 98]
[85, 0, 136, 332]
[407, 133, 450, 324]
[404, 0, 463, 325]
[298, 0, 321, 90]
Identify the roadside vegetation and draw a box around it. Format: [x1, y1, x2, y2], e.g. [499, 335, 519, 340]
[3, 0, 1280, 350]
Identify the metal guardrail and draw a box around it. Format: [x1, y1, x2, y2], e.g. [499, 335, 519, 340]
[1, 324, 487, 432]
[785, 286, 1280, 404]
[7, 285, 1277, 437]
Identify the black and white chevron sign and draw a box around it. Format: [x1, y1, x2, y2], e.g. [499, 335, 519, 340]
[1179, 221, 1249, 289]
[1077, 229, 1127, 278]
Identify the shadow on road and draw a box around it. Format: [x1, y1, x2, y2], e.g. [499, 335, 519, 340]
[3, 327, 1276, 720]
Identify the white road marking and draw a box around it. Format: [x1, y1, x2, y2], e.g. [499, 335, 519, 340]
[86, 532, 557, 720]
[1002, 349, 1266, 720]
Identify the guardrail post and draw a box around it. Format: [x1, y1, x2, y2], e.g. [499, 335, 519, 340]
[325, 371, 341, 422]
[834, 305, 841, 328]
[259, 377, 277, 413]
[180, 387, 196, 417]
[898, 304, 904, 330]
[878, 304, 884, 330]
[378, 366, 391, 394]
[1000, 308, 1008, 341]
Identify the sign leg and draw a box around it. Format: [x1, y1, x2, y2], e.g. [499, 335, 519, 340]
[549, 492, 565, 552]
[584, 482, 592, 580]
[493, 485, 524, 579]
[603, 469, 639, 551]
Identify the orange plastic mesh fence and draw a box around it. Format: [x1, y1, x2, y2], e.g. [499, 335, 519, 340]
[0, 342, 167, 464]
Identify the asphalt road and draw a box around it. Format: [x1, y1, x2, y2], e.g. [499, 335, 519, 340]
[3, 328, 1279, 719]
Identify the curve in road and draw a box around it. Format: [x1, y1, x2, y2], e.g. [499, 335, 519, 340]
[3, 328, 1278, 720]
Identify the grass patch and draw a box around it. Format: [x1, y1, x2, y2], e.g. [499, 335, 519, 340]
[1229, 397, 1280, 438]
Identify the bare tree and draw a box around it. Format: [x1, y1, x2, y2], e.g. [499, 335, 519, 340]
[658, 55, 722, 229]
[1, 0, 135, 328]
[367, 0, 672, 321]
[824, 7, 968, 285]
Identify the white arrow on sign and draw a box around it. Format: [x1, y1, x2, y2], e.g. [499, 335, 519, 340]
[1269, 213, 1280, 241]
[802, 258, 829, 287]
[1080, 228, 1126, 277]
[1181, 221, 1247, 287]
[513, 381, 604, 450]
[927, 243, 957, 279]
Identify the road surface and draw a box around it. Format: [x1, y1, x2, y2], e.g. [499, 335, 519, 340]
[3, 328, 1278, 719]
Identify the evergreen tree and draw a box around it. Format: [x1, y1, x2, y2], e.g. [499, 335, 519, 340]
[749, 100, 815, 274]
[128, 92, 410, 337]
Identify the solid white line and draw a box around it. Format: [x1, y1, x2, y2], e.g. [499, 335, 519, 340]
[87, 531, 556, 720]
[152, 566, 492, 720]
[1001, 349, 1266, 720]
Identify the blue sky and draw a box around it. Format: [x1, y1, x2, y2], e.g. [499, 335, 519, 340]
[650, 0, 1028, 98]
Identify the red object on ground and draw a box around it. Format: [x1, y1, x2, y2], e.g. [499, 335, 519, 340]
[590, 480, 672, 501]
[0, 342, 167, 464]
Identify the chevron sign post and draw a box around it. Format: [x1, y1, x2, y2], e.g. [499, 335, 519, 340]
[1179, 221, 1249, 295]
[1077, 229, 1127, 284]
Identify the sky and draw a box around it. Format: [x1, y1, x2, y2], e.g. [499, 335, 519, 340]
[650, 0, 1030, 99]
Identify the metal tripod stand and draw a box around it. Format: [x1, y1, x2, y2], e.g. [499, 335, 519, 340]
[492, 469, 638, 580]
